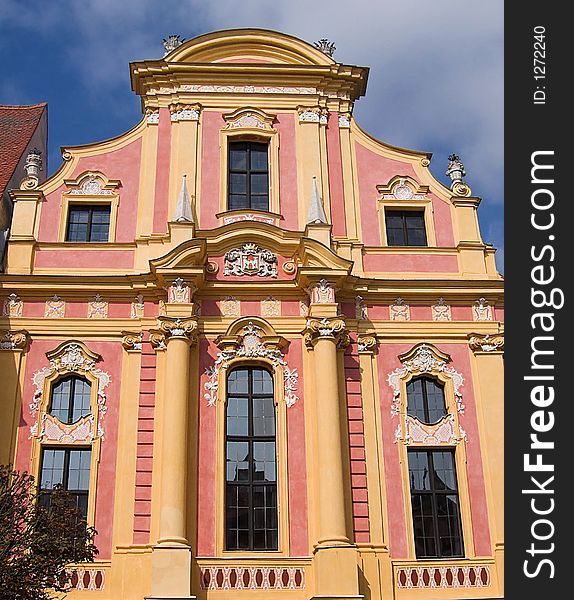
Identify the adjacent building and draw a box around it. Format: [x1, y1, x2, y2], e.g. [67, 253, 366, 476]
[0, 29, 504, 600]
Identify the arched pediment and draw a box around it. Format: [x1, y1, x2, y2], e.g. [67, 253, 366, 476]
[166, 29, 336, 66]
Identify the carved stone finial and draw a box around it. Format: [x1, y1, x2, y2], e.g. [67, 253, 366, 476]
[446, 153, 472, 196]
[306, 177, 328, 224]
[313, 38, 336, 57]
[163, 34, 184, 56]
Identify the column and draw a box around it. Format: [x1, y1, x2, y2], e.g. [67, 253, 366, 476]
[148, 316, 197, 600]
[305, 316, 360, 599]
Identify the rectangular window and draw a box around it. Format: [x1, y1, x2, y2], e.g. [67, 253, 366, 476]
[408, 450, 464, 558]
[66, 205, 111, 242]
[385, 210, 427, 246]
[228, 142, 269, 212]
[39, 447, 91, 520]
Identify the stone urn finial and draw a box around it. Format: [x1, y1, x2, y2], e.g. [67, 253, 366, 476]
[446, 153, 466, 186]
[24, 148, 42, 179]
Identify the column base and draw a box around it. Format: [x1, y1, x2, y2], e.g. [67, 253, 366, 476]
[149, 544, 192, 599]
[313, 544, 360, 598]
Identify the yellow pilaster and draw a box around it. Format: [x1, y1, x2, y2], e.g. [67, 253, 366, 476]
[468, 333, 505, 594]
[304, 315, 360, 600]
[0, 330, 29, 465]
[148, 315, 198, 600]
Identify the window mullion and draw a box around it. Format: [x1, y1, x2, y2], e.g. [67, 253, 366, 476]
[63, 449, 71, 491]
[69, 377, 75, 424]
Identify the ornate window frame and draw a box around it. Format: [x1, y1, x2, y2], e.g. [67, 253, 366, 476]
[206, 317, 295, 556]
[386, 343, 474, 559]
[59, 171, 121, 243]
[218, 108, 281, 218]
[376, 176, 436, 247]
[29, 341, 111, 527]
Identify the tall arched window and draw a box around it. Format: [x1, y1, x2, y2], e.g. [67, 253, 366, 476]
[49, 375, 92, 424]
[225, 366, 278, 550]
[406, 376, 447, 424]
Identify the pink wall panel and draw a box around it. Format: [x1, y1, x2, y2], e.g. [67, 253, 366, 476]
[200, 112, 224, 229]
[363, 253, 458, 273]
[152, 108, 172, 234]
[325, 114, 347, 237]
[275, 113, 299, 230]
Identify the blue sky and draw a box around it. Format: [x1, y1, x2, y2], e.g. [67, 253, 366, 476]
[0, 0, 503, 271]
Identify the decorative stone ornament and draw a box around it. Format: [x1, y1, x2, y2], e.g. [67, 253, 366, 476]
[338, 114, 351, 128]
[261, 297, 281, 317]
[298, 106, 328, 124]
[131, 294, 145, 319]
[3, 293, 23, 317]
[223, 108, 275, 131]
[313, 38, 336, 57]
[20, 148, 42, 188]
[468, 333, 504, 353]
[355, 296, 367, 320]
[30, 341, 111, 440]
[223, 244, 278, 278]
[170, 105, 201, 122]
[168, 277, 194, 303]
[308, 279, 336, 304]
[446, 153, 466, 185]
[221, 296, 240, 317]
[306, 177, 328, 224]
[304, 317, 349, 349]
[158, 316, 198, 342]
[45, 295, 65, 319]
[432, 297, 452, 321]
[146, 110, 160, 124]
[387, 343, 466, 446]
[121, 331, 143, 351]
[357, 334, 377, 354]
[473, 297, 493, 321]
[88, 295, 108, 319]
[172, 175, 194, 223]
[390, 298, 410, 321]
[0, 329, 30, 351]
[163, 34, 184, 55]
[204, 321, 299, 407]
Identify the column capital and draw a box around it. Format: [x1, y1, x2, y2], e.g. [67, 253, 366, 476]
[0, 329, 30, 352]
[304, 317, 349, 349]
[158, 316, 198, 343]
[121, 331, 143, 352]
[468, 332, 504, 354]
[357, 334, 378, 354]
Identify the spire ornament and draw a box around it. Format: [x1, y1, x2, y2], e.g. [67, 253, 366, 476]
[173, 175, 194, 222]
[306, 177, 328, 224]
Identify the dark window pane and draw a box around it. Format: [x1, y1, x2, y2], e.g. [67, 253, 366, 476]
[225, 366, 278, 550]
[228, 142, 269, 211]
[67, 205, 110, 242]
[50, 376, 91, 424]
[408, 450, 463, 558]
[407, 377, 446, 424]
[385, 210, 427, 247]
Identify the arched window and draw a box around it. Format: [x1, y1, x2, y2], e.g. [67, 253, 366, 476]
[406, 377, 447, 424]
[225, 366, 278, 550]
[49, 375, 92, 424]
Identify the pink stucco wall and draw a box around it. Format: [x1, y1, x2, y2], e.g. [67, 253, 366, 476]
[16, 340, 121, 559]
[376, 342, 492, 558]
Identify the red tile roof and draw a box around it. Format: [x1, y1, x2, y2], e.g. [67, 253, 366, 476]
[0, 103, 47, 195]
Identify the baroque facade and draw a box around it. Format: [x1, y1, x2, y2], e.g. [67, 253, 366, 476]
[0, 29, 504, 600]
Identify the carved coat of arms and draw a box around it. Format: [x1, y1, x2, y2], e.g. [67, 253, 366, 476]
[223, 244, 278, 278]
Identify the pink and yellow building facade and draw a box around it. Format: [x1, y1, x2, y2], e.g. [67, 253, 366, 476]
[0, 29, 504, 600]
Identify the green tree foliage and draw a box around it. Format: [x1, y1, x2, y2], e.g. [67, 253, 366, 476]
[0, 465, 98, 599]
